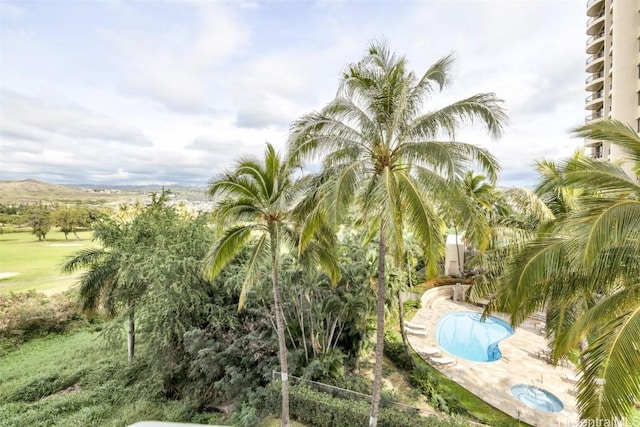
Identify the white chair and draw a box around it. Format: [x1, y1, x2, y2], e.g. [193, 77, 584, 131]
[429, 355, 457, 367]
[565, 373, 581, 384]
[414, 346, 442, 357]
[404, 320, 428, 337]
[405, 320, 427, 329]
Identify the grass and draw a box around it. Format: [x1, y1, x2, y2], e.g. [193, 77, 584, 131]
[0, 328, 307, 427]
[0, 330, 226, 427]
[409, 353, 527, 427]
[0, 230, 95, 295]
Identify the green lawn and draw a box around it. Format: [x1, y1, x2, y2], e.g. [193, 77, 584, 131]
[0, 230, 95, 294]
[0, 329, 307, 427]
[0, 330, 227, 427]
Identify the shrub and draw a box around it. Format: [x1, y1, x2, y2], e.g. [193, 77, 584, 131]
[383, 335, 413, 370]
[403, 298, 421, 311]
[264, 384, 471, 427]
[0, 291, 82, 351]
[384, 334, 468, 416]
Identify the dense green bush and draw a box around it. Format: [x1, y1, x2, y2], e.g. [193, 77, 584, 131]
[384, 334, 468, 416]
[383, 335, 413, 370]
[403, 298, 421, 312]
[264, 384, 471, 427]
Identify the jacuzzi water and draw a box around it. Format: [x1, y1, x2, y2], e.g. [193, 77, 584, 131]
[510, 384, 564, 412]
[436, 311, 514, 362]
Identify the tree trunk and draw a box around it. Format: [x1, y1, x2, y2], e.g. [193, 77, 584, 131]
[73, 230, 80, 240]
[352, 330, 364, 374]
[400, 257, 415, 368]
[369, 220, 386, 427]
[271, 230, 290, 427]
[127, 305, 135, 361]
[398, 290, 414, 369]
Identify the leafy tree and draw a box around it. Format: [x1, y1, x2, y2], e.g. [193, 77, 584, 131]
[23, 204, 51, 240]
[487, 120, 640, 422]
[51, 206, 90, 240]
[288, 41, 507, 426]
[204, 143, 339, 427]
[61, 191, 175, 361]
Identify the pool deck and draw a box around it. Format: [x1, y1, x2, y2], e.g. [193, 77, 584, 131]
[408, 286, 580, 427]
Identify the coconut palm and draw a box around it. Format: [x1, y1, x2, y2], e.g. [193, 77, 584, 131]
[203, 143, 338, 427]
[288, 41, 507, 426]
[488, 119, 640, 421]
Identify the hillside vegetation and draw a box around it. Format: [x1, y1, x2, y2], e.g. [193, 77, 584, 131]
[0, 179, 147, 205]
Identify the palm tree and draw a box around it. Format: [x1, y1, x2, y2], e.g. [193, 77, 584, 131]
[488, 119, 640, 421]
[203, 143, 337, 427]
[288, 41, 507, 426]
[62, 192, 175, 361]
[62, 218, 142, 360]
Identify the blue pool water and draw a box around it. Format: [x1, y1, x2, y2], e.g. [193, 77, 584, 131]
[510, 384, 564, 412]
[436, 312, 514, 362]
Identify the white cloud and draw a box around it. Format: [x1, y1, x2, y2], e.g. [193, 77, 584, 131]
[0, 89, 152, 147]
[0, 0, 590, 188]
[104, 1, 249, 112]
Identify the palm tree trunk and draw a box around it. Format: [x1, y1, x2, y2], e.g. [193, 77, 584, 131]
[398, 290, 414, 369]
[127, 305, 135, 361]
[369, 220, 386, 427]
[270, 230, 290, 427]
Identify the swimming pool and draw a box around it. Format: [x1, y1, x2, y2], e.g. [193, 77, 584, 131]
[436, 311, 514, 362]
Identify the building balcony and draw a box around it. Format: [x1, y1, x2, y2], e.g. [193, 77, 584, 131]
[586, 10, 605, 35]
[584, 142, 604, 158]
[586, 50, 605, 72]
[585, 110, 604, 122]
[586, 0, 605, 17]
[585, 91, 604, 109]
[585, 70, 605, 91]
[586, 30, 605, 54]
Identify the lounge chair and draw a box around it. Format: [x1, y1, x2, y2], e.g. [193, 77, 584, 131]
[429, 355, 457, 367]
[404, 321, 428, 337]
[414, 346, 442, 357]
[565, 373, 581, 384]
[405, 320, 427, 329]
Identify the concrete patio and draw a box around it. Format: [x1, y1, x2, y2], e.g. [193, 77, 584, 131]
[407, 286, 581, 427]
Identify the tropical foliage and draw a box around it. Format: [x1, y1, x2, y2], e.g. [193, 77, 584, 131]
[482, 120, 640, 421]
[288, 40, 507, 426]
[204, 143, 339, 427]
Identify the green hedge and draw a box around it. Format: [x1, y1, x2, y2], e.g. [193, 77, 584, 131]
[266, 384, 468, 427]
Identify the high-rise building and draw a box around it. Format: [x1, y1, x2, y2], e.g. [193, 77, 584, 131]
[584, 0, 640, 163]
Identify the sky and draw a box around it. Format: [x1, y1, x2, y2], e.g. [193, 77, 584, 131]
[0, 0, 588, 188]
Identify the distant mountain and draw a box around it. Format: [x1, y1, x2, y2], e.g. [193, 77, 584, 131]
[0, 179, 210, 205]
[0, 179, 146, 205]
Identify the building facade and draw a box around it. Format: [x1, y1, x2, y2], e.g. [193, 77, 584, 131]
[585, 0, 640, 163]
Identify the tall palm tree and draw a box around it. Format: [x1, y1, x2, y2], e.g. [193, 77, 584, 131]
[488, 120, 640, 422]
[288, 41, 507, 426]
[203, 143, 337, 427]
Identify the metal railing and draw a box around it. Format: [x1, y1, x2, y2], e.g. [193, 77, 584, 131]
[585, 70, 605, 84]
[586, 50, 605, 64]
[585, 91, 604, 103]
[586, 30, 605, 45]
[585, 110, 604, 122]
[587, 9, 605, 26]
